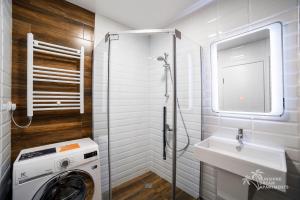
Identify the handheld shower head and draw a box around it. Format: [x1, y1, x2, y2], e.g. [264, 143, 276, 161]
[157, 56, 165, 62]
[157, 53, 169, 65]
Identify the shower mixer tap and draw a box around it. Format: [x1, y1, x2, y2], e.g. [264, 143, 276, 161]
[165, 123, 173, 132]
[158, 52, 191, 159]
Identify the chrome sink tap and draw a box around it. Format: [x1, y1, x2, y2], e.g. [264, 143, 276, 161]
[236, 128, 244, 144]
[236, 128, 244, 151]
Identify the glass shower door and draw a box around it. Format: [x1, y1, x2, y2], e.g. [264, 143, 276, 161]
[93, 30, 201, 200]
[175, 35, 202, 200]
[108, 33, 175, 200]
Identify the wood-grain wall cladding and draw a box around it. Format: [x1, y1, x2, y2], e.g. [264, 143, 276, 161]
[12, 0, 95, 160]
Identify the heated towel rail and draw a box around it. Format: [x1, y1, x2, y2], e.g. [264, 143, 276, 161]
[27, 33, 84, 117]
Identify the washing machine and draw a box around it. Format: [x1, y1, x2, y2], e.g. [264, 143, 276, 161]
[13, 138, 102, 200]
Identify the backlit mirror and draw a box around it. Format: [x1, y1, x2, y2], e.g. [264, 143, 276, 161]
[211, 23, 284, 115]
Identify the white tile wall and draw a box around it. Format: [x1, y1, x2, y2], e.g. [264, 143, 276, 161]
[109, 34, 151, 190]
[93, 35, 151, 195]
[93, 39, 110, 195]
[169, 0, 300, 199]
[0, 0, 12, 198]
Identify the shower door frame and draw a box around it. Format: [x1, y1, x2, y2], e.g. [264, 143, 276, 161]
[105, 29, 181, 200]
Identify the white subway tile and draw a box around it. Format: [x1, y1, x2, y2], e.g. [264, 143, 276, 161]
[252, 131, 300, 148]
[253, 121, 298, 136]
[221, 117, 252, 129]
[0, 0, 11, 196]
[217, 0, 249, 33]
[250, 0, 298, 22]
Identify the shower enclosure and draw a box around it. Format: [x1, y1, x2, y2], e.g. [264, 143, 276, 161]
[93, 29, 201, 200]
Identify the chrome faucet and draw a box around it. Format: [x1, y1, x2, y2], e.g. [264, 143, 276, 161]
[236, 128, 244, 144]
[236, 128, 244, 151]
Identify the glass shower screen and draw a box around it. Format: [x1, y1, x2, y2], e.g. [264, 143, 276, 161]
[93, 30, 201, 200]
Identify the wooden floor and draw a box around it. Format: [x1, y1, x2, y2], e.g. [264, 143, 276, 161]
[112, 171, 196, 200]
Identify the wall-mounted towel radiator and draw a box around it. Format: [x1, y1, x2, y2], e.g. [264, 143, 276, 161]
[27, 33, 84, 117]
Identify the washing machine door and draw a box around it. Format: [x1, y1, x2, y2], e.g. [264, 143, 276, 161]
[32, 170, 94, 200]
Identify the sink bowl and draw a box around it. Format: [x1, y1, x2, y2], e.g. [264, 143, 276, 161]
[193, 136, 287, 192]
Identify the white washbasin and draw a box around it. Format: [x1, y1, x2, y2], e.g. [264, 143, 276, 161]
[193, 136, 287, 192]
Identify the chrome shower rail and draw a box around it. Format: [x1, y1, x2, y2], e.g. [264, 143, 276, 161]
[27, 33, 85, 116]
[105, 28, 181, 42]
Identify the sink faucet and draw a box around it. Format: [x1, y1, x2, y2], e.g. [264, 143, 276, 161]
[236, 128, 244, 151]
[236, 128, 244, 144]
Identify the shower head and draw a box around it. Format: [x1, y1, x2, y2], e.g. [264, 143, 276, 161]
[157, 56, 165, 62]
[157, 56, 168, 65]
[157, 53, 169, 65]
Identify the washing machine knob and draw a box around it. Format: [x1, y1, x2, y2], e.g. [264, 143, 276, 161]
[60, 159, 70, 168]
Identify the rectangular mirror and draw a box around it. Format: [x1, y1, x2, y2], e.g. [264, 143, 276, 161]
[211, 22, 284, 116]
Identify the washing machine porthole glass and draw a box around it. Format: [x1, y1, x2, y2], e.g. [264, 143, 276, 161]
[32, 170, 94, 200]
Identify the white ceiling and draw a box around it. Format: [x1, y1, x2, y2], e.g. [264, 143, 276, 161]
[67, 0, 213, 28]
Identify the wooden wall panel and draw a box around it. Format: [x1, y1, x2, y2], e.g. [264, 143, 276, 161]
[11, 0, 95, 161]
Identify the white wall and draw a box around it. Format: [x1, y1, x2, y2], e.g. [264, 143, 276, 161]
[169, 0, 299, 199]
[93, 38, 110, 195]
[109, 34, 150, 188]
[0, 0, 12, 198]
[93, 32, 151, 195]
[93, 14, 131, 196]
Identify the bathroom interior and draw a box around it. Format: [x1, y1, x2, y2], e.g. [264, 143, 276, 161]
[0, 0, 299, 200]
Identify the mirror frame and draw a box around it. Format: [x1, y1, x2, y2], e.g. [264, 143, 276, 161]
[211, 22, 284, 116]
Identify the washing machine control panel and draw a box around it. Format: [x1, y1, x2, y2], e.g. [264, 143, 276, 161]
[55, 149, 99, 170]
[84, 151, 97, 159]
[56, 157, 73, 170]
[19, 147, 56, 161]
[59, 159, 70, 168]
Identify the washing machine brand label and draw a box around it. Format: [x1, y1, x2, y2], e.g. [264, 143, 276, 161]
[17, 166, 54, 185]
[18, 171, 53, 184]
[21, 172, 27, 178]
